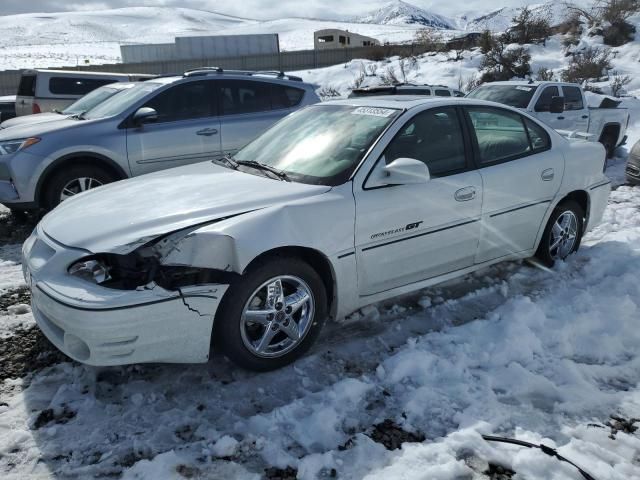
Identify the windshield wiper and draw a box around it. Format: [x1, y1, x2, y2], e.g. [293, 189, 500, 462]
[212, 154, 239, 170]
[235, 159, 291, 182]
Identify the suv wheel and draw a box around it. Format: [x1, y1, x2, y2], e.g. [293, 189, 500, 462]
[215, 257, 327, 371]
[535, 200, 584, 267]
[43, 164, 116, 210]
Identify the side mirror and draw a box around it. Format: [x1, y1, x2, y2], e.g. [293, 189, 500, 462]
[132, 107, 158, 126]
[383, 158, 430, 185]
[549, 96, 565, 114]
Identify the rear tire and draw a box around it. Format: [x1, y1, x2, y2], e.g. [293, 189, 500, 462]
[600, 133, 617, 160]
[535, 200, 584, 267]
[43, 164, 116, 211]
[215, 256, 327, 371]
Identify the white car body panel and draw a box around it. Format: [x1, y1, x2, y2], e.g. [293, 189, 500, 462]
[23, 97, 611, 366]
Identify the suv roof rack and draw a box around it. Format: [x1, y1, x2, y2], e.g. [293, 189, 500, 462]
[182, 67, 302, 82]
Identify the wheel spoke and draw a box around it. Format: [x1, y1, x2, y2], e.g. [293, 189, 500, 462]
[280, 321, 300, 341]
[243, 310, 273, 326]
[551, 222, 562, 238]
[266, 279, 284, 310]
[550, 235, 563, 251]
[255, 326, 277, 353]
[285, 289, 310, 314]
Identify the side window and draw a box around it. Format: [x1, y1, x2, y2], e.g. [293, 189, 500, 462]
[271, 85, 305, 109]
[534, 86, 560, 112]
[524, 117, 551, 151]
[49, 77, 114, 96]
[562, 86, 584, 110]
[435, 89, 451, 97]
[17, 75, 36, 96]
[143, 80, 214, 123]
[220, 80, 271, 115]
[467, 107, 532, 165]
[384, 107, 466, 177]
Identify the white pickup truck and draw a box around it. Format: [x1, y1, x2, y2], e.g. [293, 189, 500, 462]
[467, 81, 630, 157]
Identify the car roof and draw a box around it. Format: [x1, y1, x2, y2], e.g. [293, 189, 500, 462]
[146, 72, 313, 87]
[480, 80, 579, 88]
[323, 96, 509, 110]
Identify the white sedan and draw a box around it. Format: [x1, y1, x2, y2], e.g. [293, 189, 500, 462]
[22, 97, 611, 371]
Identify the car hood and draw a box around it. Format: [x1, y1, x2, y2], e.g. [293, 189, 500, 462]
[40, 161, 331, 253]
[1, 112, 67, 130]
[0, 117, 92, 140]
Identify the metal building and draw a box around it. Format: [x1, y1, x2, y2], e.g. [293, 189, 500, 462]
[314, 29, 380, 50]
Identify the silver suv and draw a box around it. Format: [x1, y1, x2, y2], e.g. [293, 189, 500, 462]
[0, 68, 320, 211]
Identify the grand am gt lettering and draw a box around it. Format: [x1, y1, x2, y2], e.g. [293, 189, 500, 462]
[23, 97, 611, 371]
[371, 221, 423, 239]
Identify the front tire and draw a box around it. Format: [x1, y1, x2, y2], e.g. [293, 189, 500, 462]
[43, 164, 116, 211]
[535, 200, 584, 267]
[215, 256, 327, 371]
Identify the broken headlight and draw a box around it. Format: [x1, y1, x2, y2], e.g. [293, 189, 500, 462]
[68, 258, 112, 284]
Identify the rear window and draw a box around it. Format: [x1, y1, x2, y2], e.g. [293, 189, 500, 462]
[435, 89, 451, 96]
[467, 84, 538, 108]
[49, 77, 117, 96]
[17, 74, 36, 97]
[271, 84, 305, 109]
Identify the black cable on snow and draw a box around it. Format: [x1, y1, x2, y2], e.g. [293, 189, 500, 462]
[481, 434, 596, 480]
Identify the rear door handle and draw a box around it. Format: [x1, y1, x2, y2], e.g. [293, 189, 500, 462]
[581, 115, 589, 119]
[196, 128, 218, 136]
[541, 168, 554, 181]
[454, 187, 476, 202]
[557, 116, 565, 120]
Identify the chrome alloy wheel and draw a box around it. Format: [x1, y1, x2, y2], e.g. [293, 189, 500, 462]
[60, 177, 104, 202]
[549, 210, 579, 260]
[240, 275, 315, 358]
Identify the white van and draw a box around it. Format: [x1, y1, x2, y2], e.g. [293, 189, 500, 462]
[15, 69, 153, 116]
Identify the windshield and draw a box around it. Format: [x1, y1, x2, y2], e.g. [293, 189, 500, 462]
[62, 85, 121, 115]
[233, 104, 400, 186]
[466, 84, 539, 108]
[83, 82, 163, 120]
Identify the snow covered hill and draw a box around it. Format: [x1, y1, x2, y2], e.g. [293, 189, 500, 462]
[357, 0, 455, 29]
[460, 2, 573, 32]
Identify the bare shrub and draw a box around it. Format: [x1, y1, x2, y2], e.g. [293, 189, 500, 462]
[480, 41, 532, 82]
[504, 6, 552, 44]
[349, 63, 366, 89]
[610, 70, 632, 96]
[317, 85, 342, 100]
[462, 74, 482, 93]
[366, 63, 378, 76]
[562, 46, 612, 83]
[380, 66, 400, 85]
[566, 0, 638, 46]
[479, 30, 496, 54]
[536, 67, 555, 81]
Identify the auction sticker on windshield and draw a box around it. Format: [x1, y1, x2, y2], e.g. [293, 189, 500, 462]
[351, 107, 397, 117]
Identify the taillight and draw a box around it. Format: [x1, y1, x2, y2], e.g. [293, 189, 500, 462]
[32, 103, 41, 114]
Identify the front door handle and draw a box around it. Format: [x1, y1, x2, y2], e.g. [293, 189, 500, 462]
[454, 187, 476, 202]
[557, 116, 565, 120]
[581, 115, 589, 119]
[196, 128, 218, 136]
[541, 168, 554, 181]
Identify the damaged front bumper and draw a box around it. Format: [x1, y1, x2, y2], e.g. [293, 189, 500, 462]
[23, 226, 229, 366]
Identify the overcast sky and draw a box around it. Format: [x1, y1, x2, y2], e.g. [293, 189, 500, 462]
[0, 0, 534, 19]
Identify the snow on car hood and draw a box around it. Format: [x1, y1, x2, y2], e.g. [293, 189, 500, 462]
[0, 112, 66, 130]
[40, 162, 331, 253]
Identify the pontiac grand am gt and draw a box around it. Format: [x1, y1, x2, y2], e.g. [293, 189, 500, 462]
[22, 98, 611, 371]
